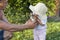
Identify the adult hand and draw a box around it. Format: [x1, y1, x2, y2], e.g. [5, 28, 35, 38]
[25, 19, 37, 29]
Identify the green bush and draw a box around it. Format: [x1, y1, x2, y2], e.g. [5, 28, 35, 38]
[4, 0, 58, 40]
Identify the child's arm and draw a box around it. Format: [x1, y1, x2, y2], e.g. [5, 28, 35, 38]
[33, 14, 45, 26]
[36, 18, 45, 26]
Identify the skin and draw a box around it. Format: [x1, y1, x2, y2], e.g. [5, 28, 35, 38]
[2, 13, 13, 40]
[0, 0, 12, 40]
[0, 19, 36, 31]
[0, 0, 8, 10]
[33, 14, 45, 26]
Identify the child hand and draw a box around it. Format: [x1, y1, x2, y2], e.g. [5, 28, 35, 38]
[33, 14, 38, 20]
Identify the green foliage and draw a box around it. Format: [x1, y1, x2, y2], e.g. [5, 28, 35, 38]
[5, 0, 56, 22]
[4, 0, 57, 40]
[46, 22, 60, 40]
[10, 22, 60, 40]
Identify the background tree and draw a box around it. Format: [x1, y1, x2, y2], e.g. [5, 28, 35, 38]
[55, 0, 60, 18]
[4, 0, 58, 40]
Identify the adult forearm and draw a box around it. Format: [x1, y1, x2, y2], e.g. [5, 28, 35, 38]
[9, 24, 33, 32]
[0, 21, 34, 32]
